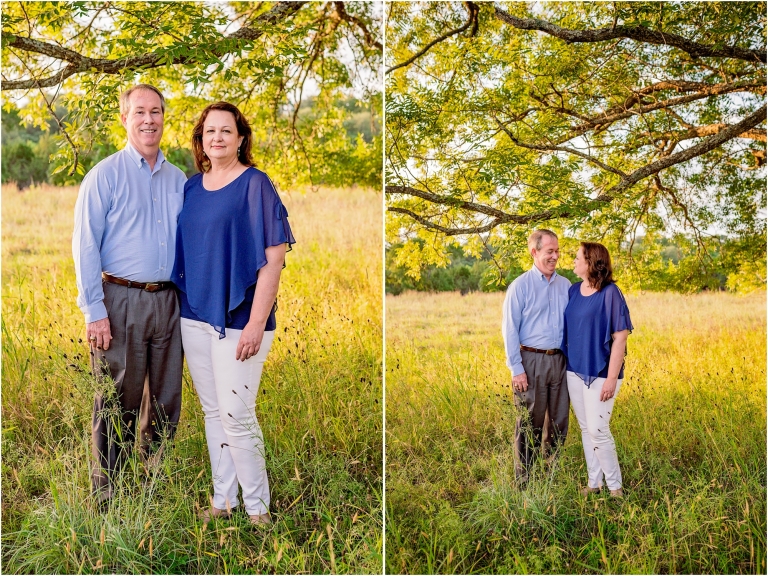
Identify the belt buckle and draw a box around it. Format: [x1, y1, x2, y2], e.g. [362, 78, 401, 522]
[144, 282, 160, 291]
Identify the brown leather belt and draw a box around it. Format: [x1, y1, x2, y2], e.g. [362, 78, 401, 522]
[520, 344, 561, 355]
[102, 272, 174, 292]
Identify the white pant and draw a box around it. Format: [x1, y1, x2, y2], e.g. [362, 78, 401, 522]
[181, 319, 274, 515]
[567, 371, 623, 490]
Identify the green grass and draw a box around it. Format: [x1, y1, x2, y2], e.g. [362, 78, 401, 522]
[386, 290, 766, 574]
[1, 182, 383, 574]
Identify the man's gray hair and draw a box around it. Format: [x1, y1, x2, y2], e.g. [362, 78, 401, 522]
[119, 84, 166, 115]
[528, 229, 558, 252]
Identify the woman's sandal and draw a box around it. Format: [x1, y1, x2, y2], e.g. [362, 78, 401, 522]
[249, 513, 272, 526]
[609, 488, 624, 498]
[198, 507, 232, 523]
[580, 486, 602, 496]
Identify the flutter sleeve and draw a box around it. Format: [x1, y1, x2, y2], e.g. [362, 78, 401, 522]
[248, 170, 296, 258]
[604, 283, 633, 348]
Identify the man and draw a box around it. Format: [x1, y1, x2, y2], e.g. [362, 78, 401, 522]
[502, 229, 571, 483]
[73, 84, 187, 505]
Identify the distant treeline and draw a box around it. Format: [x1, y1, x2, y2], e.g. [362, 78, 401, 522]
[1, 96, 378, 189]
[387, 234, 766, 295]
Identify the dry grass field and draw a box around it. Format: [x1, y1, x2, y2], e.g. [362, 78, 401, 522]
[1, 182, 383, 574]
[386, 289, 766, 574]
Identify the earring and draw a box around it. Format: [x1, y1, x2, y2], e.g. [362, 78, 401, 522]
[237, 146, 241, 155]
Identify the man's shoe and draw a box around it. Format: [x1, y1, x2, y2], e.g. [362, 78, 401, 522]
[249, 513, 271, 526]
[580, 486, 602, 497]
[609, 488, 624, 498]
[198, 507, 232, 523]
[93, 486, 112, 513]
[140, 443, 165, 477]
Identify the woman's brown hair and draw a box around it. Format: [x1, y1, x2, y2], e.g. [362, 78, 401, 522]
[581, 241, 614, 291]
[192, 102, 254, 173]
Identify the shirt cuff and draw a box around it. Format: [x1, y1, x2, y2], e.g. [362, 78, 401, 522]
[82, 301, 108, 324]
[511, 362, 525, 377]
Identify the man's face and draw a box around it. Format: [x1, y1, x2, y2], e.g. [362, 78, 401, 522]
[532, 234, 560, 275]
[120, 89, 164, 154]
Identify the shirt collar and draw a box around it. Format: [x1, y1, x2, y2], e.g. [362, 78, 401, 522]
[531, 263, 558, 284]
[123, 142, 165, 172]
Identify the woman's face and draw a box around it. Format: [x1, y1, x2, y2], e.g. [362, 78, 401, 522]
[202, 110, 244, 164]
[573, 246, 588, 280]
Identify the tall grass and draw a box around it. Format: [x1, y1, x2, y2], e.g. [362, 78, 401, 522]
[1, 182, 383, 574]
[386, 290, 766, 574]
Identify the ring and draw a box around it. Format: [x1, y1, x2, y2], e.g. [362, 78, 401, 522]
[89, 336, 97, 341]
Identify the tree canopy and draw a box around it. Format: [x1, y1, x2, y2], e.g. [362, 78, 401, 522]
[2, 1, 382, 188]
[385, 1, 766, 289]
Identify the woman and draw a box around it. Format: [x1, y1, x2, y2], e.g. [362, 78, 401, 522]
[562, 242, 632, 498]
[172, 102, 295, 525]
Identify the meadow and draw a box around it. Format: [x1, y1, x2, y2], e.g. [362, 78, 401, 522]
[386, 290, 766, 574]
[1, 183, 383, 574]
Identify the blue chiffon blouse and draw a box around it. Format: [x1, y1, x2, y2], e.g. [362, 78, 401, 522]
[562, 282, 633, 387]
[172, 167, 296, 338]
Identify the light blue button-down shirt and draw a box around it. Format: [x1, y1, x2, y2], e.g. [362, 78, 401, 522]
[72, 143, 186, 323]
[502, 264, 571, 376]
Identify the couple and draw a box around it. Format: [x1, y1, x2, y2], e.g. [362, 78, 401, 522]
[73, 84, 296, 524]
[502, 229, 633, 496]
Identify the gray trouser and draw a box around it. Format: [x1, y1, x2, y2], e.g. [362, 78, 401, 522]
[90, 281, 183, 498]
[514, 349, 569, 480]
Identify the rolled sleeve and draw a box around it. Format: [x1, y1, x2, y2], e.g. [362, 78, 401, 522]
[72, 168, 110, 323]
[502, 282, 525, 376]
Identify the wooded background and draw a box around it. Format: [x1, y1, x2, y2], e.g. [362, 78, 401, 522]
[386, 1, 766, 293]
[2, 1, 382, 189]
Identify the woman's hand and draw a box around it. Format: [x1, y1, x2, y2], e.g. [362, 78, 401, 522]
[236, 321, 265, 361]
[600, 377, 618, 402]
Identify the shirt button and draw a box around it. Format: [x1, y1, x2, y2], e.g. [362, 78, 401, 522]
[154, 197, 157, 201]
[161, 242, 165, 246]
[157, 219, 161, 223]
[161, 266, 165, 270]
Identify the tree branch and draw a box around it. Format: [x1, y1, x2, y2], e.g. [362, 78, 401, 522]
[386, 2, 478, 74]
[602, 79, 766, 119]
[388, 184, 514, 220]
[648, 122, 767, 144]
[333, 1, 382, 52]
[2, 1, 307, 91]
[574, 79, 765, 133]
[388, 106, 767, 233]
[607, 105, 766, 192]
[494, 6, 767, 63]
[491, 115, 629, 179]
[387, 206, 501, 235]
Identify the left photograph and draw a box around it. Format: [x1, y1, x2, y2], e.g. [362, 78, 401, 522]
[1, 2, 383, 574]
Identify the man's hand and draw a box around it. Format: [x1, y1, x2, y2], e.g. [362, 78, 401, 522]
[512, 372, 528, 393]
[87, 318, 112, 351]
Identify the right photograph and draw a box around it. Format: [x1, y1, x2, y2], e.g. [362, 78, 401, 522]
[385, 2, 766, 574]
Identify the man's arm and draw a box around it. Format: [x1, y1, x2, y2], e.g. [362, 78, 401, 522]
[502, 281, 528, 390]
[72, 169, 113, 350]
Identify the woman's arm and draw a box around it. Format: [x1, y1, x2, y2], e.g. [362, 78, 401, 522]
[600, 329, 629, 401]
[236, 243, 287, 361]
